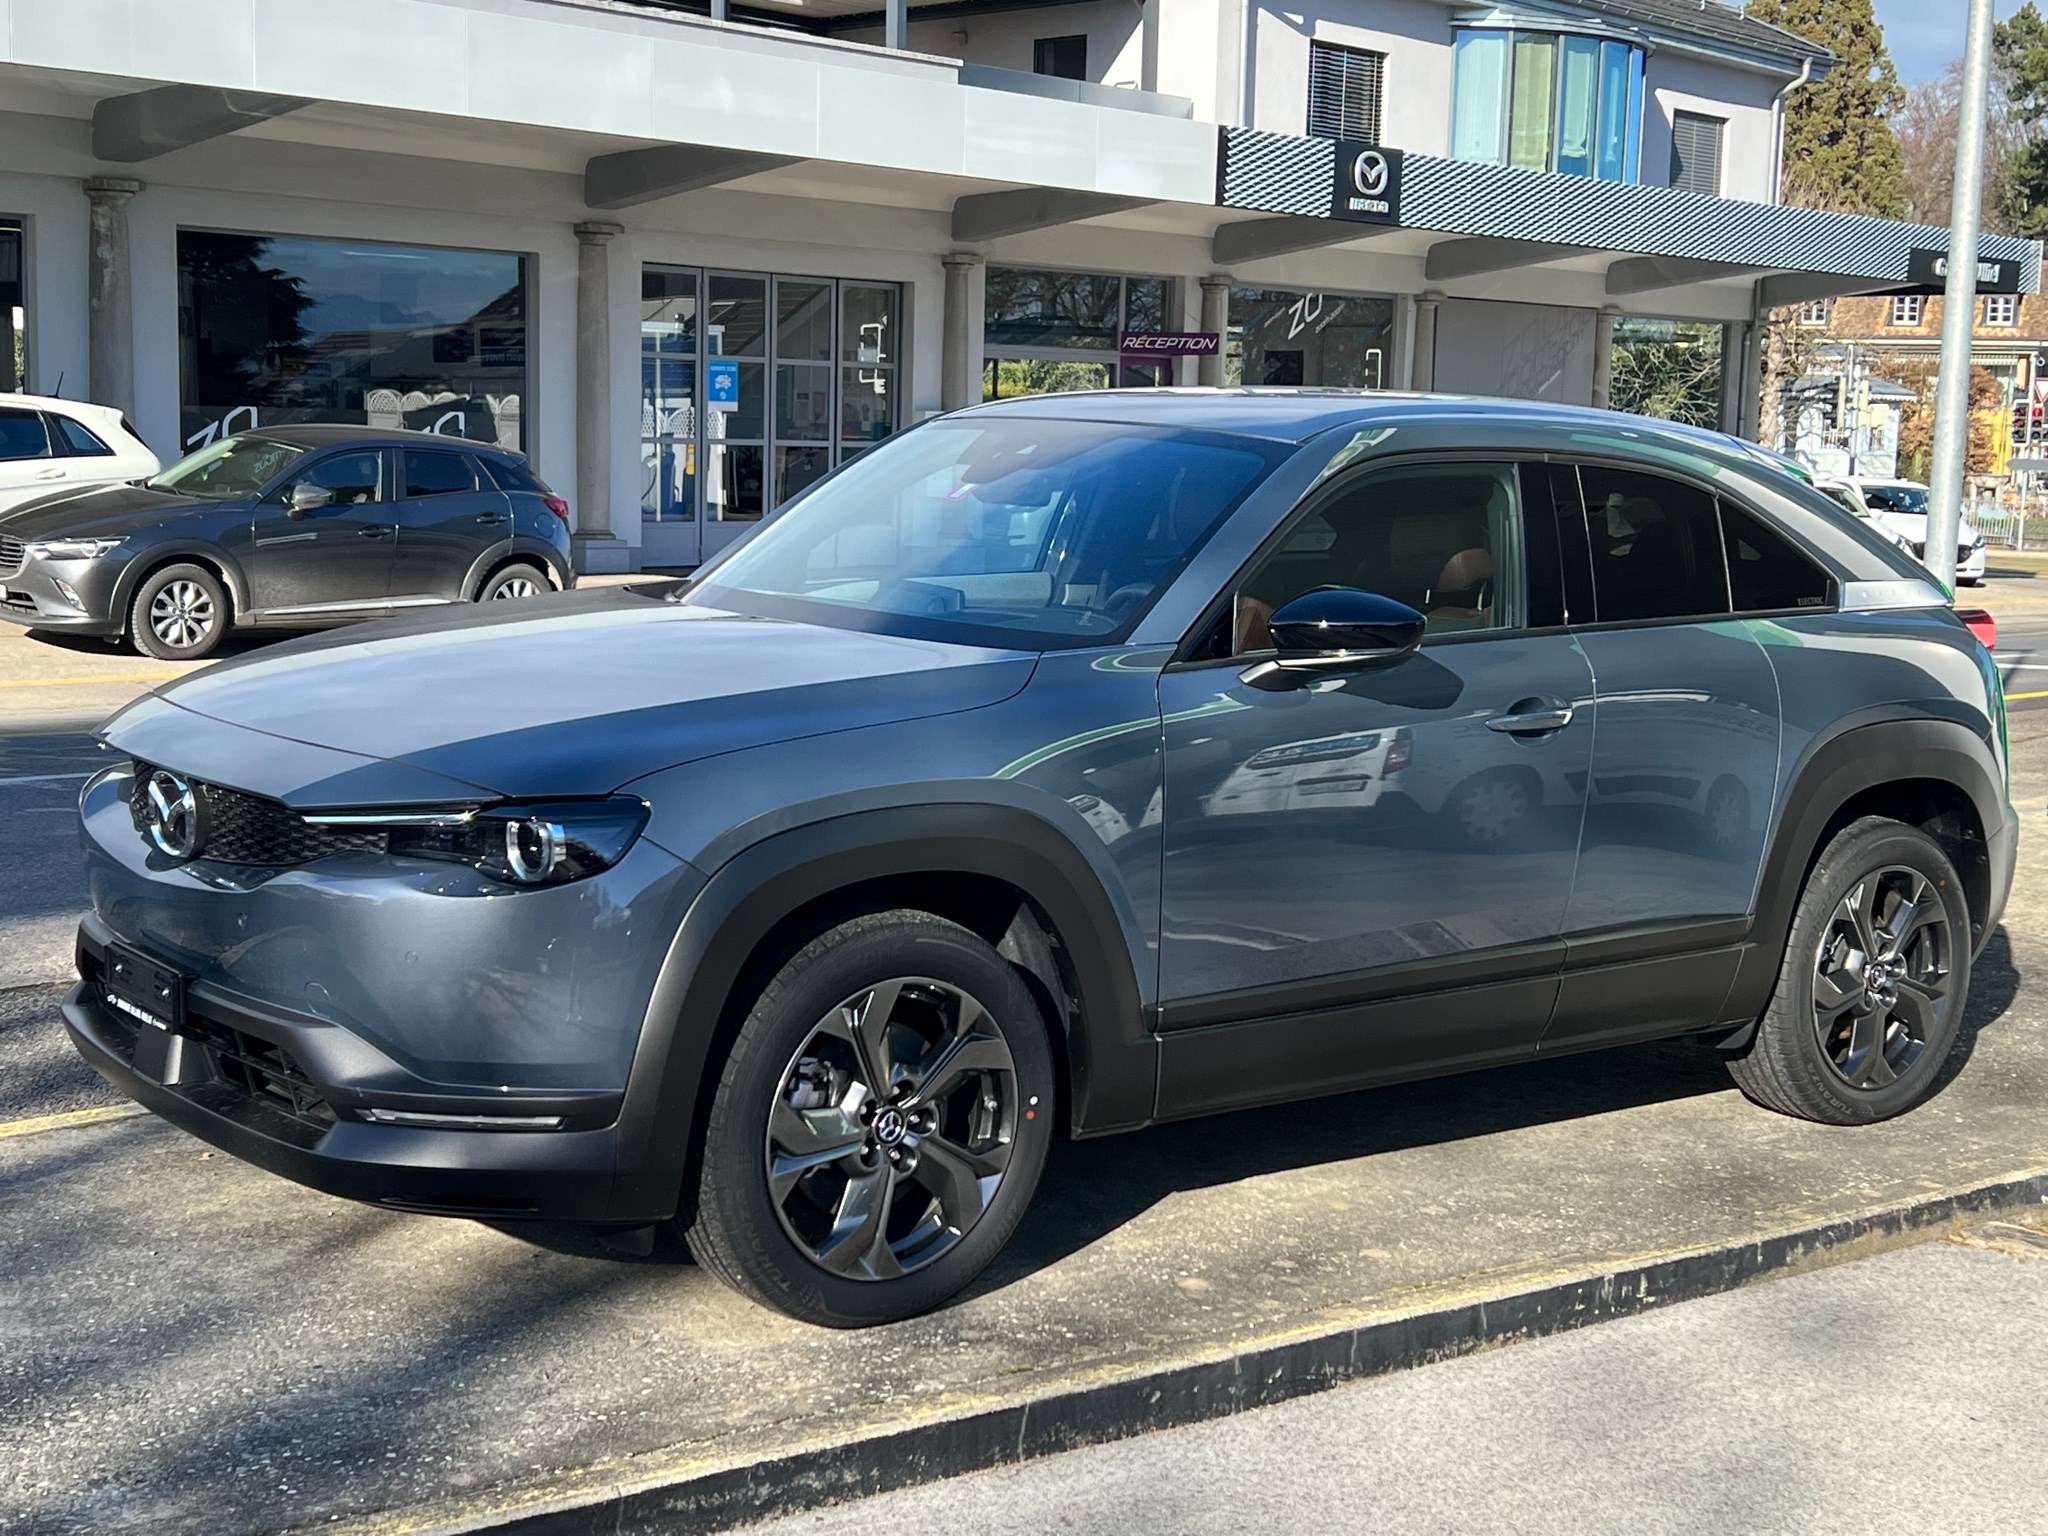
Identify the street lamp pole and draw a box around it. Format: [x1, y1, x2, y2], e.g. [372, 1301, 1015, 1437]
[1927, 0, 1998, 591]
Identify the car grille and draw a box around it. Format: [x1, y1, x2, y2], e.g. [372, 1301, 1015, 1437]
[180, 1013, 337, 1129]
[129, 761, 383, 866]
[1906, 541, 1976, 565]
[0, 535, 23, 578]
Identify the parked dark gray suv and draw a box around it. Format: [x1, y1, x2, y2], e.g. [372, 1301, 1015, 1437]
[0, 425, 572, 658]
[66, 392, 2014, 1326]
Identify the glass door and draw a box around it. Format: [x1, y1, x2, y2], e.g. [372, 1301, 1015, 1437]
[1, 219, 24, 394]
[640, 265, 698, 568]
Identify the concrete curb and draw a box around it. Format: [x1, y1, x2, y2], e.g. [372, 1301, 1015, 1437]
[308, 1166, 2048, 1536]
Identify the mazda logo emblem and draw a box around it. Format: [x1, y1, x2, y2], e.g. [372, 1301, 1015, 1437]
[1352, 150, 1390, 198]
[143, 770, 208, 860]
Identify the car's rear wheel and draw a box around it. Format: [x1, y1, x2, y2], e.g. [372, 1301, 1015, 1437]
[130, 562, 227, 660]
[478, 562, 548, 602]
[1725, 816, 1970, 1124]
[686, 910, 1055, 1327]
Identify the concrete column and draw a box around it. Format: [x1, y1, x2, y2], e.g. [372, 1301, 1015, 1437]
[1736, 319, 1766, 442]
[941, 251, 982, 413]
[1197, 275, 1230, 387]
[710, 0, 728, 18]
[1410, 290, 1443, 392]
[1717, 322, 1747, 435]
[84, 177, 142, 419]
[1590, 304, 1620, 411]
[885, 0, 906, 49]
[572, 220, 628, 573]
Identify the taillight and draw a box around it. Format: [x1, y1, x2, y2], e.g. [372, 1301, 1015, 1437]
[1384, 729, 1413, 773]
[542, 494, 570, 523]
[1956, 607, 1997, 650]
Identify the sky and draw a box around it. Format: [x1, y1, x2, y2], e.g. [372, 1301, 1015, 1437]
[1871, 0, 2031, 84]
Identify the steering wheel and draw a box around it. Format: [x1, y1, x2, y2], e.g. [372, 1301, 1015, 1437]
[871, 578, 964, 616]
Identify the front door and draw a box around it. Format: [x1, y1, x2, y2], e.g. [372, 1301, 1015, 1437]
[249, 448, 394, 615]
[1155, 460, 1595, 1117]
[390, 446, 507, 601]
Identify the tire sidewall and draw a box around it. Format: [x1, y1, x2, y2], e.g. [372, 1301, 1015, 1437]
[130, 563, 227, 660]
[698, 917, 1056, 1327]
[478, 563, 547, 602]
[1783, 821, 1972, 1121]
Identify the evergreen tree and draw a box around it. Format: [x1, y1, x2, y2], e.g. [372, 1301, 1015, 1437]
[1995, 2, 2048, 238]
[1746, 0, 1907, 216]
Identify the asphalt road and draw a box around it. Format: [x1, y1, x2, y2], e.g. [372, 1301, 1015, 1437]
[737, 1230, 2048, 1536]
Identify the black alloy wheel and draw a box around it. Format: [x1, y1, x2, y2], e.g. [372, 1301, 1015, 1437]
[1726, 816, 1971, 1124]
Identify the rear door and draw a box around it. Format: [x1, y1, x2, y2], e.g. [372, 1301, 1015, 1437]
[249, 448, 395, 614]
[391, 447, 508, 601]
[1540, 459, 1784, 1051]
[0, 405, 65, 510]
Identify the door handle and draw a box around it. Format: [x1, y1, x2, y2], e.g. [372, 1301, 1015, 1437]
[358, 525, 393, 538]
[475, 512, 508, 526]
[1486, 703, 1575, 735]
[34, 466, 65, 480]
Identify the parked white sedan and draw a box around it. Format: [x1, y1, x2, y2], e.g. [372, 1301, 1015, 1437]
[0, 394, 159, 516]
[1819, 475, 1986, 584]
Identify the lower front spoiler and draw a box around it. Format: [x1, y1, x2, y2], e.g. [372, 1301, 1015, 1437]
[64, 981, 665, 1224]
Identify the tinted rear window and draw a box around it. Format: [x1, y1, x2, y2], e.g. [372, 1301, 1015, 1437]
[52, 416, 113, 456]
[1579, 464, 1730, 623]
[405, 451, 476, 498]
[482, 456, 550, 495]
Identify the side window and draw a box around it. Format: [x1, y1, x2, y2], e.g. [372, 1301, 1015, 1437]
[1722, 502, 1834, 613]
[50, 416, 113, 456]
[1577, 464, 1729, 623]
[0, 407, 51, 461]
[482, 455, 549, 495]
[404, 451, 476, 499]
[1228, 462, 1522, 655]
[290, 451, 383, 506]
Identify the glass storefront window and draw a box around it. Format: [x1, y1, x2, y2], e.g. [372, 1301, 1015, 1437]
[1452, 29, 1644, 184]
[1226, 289, 1393, 390]
[982, 270, 1181, 400]
[642, 268, 900, 548]
[176, 230, 527, 454]
[1, 218, 25, 394]
[642, 265, 697, 524]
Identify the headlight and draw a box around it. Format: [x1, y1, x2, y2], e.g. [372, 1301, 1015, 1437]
[302, 797, 649, 887]
[25, 536, 125, 561]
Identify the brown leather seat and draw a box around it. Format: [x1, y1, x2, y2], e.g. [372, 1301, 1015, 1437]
[1426, 546, 1493, 630]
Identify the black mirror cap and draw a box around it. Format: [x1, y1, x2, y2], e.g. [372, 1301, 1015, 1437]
[1269, 586, 1426, 661]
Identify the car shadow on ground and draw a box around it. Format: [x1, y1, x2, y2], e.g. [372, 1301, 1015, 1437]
[22, 626, 318, 661]
[504, 923, 2025, 1289]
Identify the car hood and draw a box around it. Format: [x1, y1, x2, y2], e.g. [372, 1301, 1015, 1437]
[100, 585, 1039, 803]
[0, 481, 219, 537]
[1873, 510, 1982, 543]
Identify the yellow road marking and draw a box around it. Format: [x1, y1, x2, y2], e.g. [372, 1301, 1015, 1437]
[0, 1103, 146, 1140]
[0, 672, 177, 691]
[2006, 689, 2048, 701]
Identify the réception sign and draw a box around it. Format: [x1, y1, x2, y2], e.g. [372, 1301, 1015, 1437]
[1119, 331, 1220, 356]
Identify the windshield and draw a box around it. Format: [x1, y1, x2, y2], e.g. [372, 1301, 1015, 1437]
[149, 435, 305, 499]
[690, 416, 1282, 649]
[1862, 483, 1930, 516]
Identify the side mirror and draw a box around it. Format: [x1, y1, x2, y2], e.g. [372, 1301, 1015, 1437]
[1241, 587, 1426, 690]
[287, 482, 333, 518]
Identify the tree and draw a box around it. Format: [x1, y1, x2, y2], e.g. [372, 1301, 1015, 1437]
[1609, 323, 1724, 428]
[1995, 2, 2048, 237]
[1894, 61, 2026, 233]
[1879, 358, 2006, 479]
[1746, 0, 1907, 217]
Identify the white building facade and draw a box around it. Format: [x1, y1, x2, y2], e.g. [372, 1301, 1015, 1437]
[1, 0, 2038, 571]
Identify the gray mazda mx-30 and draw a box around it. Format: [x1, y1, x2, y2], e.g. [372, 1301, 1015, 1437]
[66, 390, 2015, 1326]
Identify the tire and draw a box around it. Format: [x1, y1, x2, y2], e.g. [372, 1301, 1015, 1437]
[685, 910, 1057, 1327]
[1725, 815, 1971, 1125]
[129, 562, 228, 660]
[477, 562, 548, 602]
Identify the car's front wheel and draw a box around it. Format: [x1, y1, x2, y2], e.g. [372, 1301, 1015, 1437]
[130, 562, 227, 660]
[686, 910, 1056, 1327]
[1725, 815, 1971, 1124]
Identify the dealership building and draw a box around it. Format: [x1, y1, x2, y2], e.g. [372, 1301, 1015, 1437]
[1, 0, 2040, 570]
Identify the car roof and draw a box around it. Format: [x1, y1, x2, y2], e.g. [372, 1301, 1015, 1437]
[231, 424, 518, 455]
[957, 387, 1758, 451]
[0, 391, 119, 418]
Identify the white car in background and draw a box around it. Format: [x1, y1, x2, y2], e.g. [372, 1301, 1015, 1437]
[0, 394, 159, 516]
[1819, 475, 1987, 585]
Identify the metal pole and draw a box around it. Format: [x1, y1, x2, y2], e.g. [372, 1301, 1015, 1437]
[1928, 0, 1997, 591]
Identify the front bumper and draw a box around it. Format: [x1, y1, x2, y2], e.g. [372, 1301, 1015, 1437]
[0, 555, 122, 633]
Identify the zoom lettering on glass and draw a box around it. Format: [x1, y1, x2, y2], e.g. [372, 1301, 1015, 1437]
[176, 230, 530, 453]
[1329, 142, 1403, 224]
